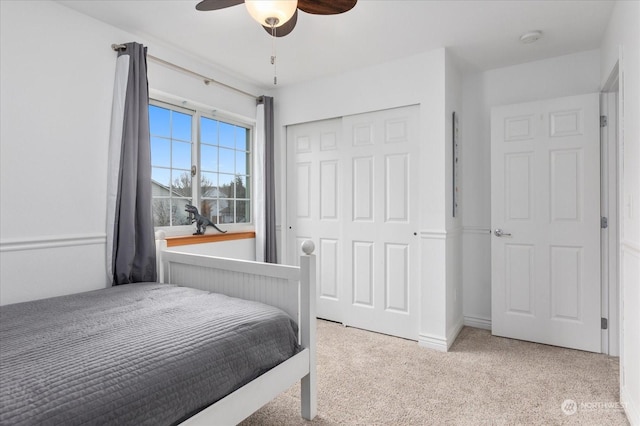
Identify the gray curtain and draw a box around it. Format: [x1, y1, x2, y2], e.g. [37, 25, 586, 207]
[106, 42, 156, 285]
[259, 96, 278, 263]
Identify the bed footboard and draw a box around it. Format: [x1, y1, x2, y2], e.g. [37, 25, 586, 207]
[155, 231, 317, 422]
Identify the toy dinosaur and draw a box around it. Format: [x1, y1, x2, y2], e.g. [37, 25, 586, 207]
[185, 204, 227, 235]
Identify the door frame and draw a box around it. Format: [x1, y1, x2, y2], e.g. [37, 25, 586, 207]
[600, 63, 620, 356]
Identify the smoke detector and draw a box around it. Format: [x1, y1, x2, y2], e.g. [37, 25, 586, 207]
[520, 30, 543, 44]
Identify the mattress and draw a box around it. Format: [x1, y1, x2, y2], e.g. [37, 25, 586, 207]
[0, 283, 300, 425]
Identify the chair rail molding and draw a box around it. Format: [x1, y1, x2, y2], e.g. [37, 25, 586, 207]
[420, 228, 463, 240]
[0, 233, 107, 252]
[462, 225, 491, 235]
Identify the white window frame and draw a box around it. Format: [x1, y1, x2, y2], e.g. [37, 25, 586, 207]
[150, 97, 255, 237]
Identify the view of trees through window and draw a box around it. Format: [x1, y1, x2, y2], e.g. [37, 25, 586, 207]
[149, 102, 251, 228]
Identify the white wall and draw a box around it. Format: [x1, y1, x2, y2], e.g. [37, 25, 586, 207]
[444, 51, 464, 343]
[0, 0, 260, 305]
[168, 239, 256, 261]
[600, 1, 640, 423]
[274, 48, 462, 349]
[460, 50, 602, 327]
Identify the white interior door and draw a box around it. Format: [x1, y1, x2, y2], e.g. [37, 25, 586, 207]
[287, 106, 420, 340]
[491, 93, 601, 352]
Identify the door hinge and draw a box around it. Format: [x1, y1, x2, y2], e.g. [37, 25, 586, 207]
[601, 317, 608, 330]
[601, 216, 608, 229]
[600, 115, 608, 127]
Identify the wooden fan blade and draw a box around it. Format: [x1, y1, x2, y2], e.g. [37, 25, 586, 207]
[262, 10, 297, 37]
[195, 0, 243, 12]
[297, 0, 356, 15]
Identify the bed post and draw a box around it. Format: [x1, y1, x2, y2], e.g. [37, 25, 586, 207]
[155, 231, 167, 284]
[299, 240, 317, 420]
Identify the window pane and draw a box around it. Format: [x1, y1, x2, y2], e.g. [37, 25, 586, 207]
[172, 111, 192, 142]
[219, 148, 235, 174]
[219, 199, 234, 223]
[197, 200, 216, 223]
[172, 198, 192, 225]
[236, 200, 250, 223]
[219, 173, 234, 198]
[200, 172, 218, 198]
[235, 127, 250, 151]
[150, 101, 252, 228]
[151, 137, 170, 167]
[152, 167, 170, 189]
[171, 171, 192, 197]
[149, 105, 170, 137]
[245, 174, 251, 199]
[200, 144, 218, 173]
[233, 175, 248, 198]
[219, 122, 235, 148]
[235, 151, 249, 175]
[201, 117, 218, 145]
[153, 199, 171, 226]
[201, 199, 220, 224]
[154, 198, 192, 227]
[172, 141, 191, 170]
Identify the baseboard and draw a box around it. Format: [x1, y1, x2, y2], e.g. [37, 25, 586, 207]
[464, 315, 492, 330]
[418, 319, 464, 352]
[447, 318, 464, 348]
[418, 333, 448, 352]
[622, 386, 640, 426]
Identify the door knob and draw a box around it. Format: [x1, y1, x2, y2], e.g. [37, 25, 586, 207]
[494, 228, 512, 237]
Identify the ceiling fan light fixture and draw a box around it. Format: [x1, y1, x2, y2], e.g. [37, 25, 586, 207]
[245, 0, 298, 28]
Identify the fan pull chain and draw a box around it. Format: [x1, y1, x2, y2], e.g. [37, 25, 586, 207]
[271, 25, 277, 85]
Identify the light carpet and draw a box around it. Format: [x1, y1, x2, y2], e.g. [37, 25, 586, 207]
[242, 320, 628, 425]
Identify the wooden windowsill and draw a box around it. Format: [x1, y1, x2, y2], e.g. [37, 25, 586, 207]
[166, 231, 256, 247]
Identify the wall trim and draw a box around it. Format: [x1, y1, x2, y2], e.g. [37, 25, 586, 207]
[0, 233, 107, 253]
[446, 227, 463, 238]
[418, 319, 464, 352]
[464, 315, 492, 330]
[420, 228, 463, 240]
[420, 229, 447, 240]
[463, 226, 491, 235]
[418, 333, 448, 352]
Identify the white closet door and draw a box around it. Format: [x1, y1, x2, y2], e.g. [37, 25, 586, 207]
[491, 93, 601, 352]
[287, 105, 420, 340]
[287, 118, 344, 322]
[341, 106, 420, 340]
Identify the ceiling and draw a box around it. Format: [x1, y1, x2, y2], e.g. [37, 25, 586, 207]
[57, 0, 614, 90]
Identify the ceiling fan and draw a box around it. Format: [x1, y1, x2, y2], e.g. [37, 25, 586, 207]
[195, 0, 358, 37]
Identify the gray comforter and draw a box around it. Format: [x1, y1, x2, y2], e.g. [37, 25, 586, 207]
[0, 283, 300, 425]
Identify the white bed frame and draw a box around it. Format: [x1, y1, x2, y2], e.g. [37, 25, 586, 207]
[155, 232, 317, 425]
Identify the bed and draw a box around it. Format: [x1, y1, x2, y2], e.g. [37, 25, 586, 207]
[0, 232, 317, 425]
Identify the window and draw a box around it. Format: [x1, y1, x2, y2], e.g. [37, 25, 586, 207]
[149, 100, 252, 231]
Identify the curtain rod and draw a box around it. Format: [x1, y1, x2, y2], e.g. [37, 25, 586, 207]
[111, 44, 258, 100]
